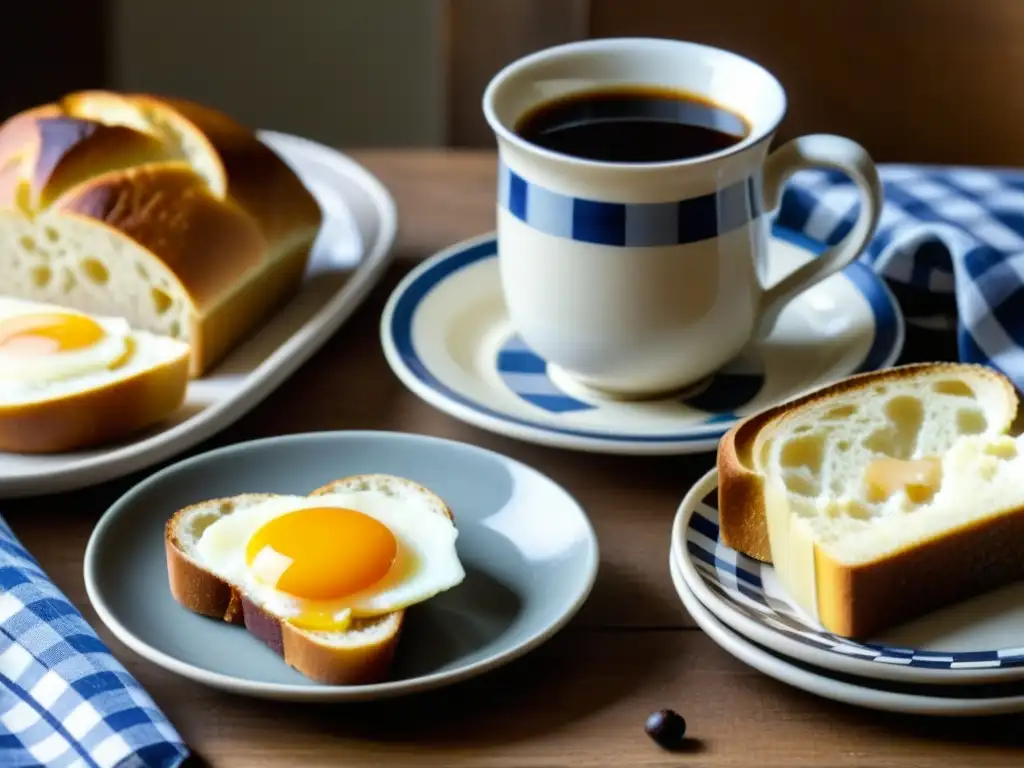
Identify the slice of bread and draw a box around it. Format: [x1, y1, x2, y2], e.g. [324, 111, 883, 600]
[165, 475, 455, 685]
[718, 363, 1018, 561]
[0, 300, 190, 453]
[718, 362, 1023, 638]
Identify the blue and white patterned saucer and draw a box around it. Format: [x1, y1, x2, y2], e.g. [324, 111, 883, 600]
[672, 469, 1024, 685]
[380, 227, 904, 455]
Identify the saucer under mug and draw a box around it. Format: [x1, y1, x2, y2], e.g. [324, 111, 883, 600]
[380, 227, 904, 455]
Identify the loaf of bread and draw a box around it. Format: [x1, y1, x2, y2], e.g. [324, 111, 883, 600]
[0, 90, 323, 376]
[717, 362, 1024, 638]
[166, 474, 457, 685]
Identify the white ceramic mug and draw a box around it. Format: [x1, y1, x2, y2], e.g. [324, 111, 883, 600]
[482, 37, 882, 399]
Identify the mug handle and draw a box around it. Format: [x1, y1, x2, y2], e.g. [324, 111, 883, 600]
[753, 134, 883, 339]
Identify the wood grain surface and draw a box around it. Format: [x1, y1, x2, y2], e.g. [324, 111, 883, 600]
[5, 151, 1021, 766]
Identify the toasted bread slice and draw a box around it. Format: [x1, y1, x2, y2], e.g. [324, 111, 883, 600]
[717, 362, 1023, 638]
[165, 474, 455, 685]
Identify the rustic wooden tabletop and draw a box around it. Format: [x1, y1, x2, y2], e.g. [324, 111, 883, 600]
[6, 150, 1021, 767]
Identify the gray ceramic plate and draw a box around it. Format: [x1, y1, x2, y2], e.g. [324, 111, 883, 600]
[84, 431, 599, 701]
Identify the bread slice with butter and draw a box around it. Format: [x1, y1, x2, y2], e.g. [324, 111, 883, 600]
[165, 474, 458, 685]
[718, 362, 1023, 638]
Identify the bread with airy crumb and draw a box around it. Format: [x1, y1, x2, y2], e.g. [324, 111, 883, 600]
[0, 90, 322, 376]
[165, 474, 455, 685]
[717, 362, 1024, 638]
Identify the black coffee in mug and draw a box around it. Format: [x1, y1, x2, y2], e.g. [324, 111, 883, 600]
[514, 86, 749, 164]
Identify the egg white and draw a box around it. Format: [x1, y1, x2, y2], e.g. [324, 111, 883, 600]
[0, 297, 187, 406]
[194, 489, 466, 630]
[0, 296, 128, 378]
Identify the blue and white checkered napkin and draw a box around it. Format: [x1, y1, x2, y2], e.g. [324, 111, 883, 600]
[0, 517, 187, 768]
[776, 164, 1024, 384]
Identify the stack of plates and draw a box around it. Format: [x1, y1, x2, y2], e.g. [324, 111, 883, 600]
[669, 469, 1024, 716]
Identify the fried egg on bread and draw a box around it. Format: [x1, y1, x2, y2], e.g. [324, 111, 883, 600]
[0, 296, 189, 452]
[165, 474, 465, 685]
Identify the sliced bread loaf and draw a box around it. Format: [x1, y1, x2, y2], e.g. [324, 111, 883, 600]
[0, 91, 322, 376]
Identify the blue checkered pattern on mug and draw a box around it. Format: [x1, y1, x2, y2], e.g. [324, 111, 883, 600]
[0, 517, 188, 768]
[497, 159, 762, 247]
[776, 165, 1024, 386]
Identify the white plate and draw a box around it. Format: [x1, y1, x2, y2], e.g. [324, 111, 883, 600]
[672, 469, 1024, 685]
[0, 131, 397, 498]
[670, 555, 1024, 716]
[380, 227, 904, 455]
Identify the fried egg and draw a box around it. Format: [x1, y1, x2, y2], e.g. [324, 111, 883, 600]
[194, 486, 466, 632]
[0, 296, 186, 406]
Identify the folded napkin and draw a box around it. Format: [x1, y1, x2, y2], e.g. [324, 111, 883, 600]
[0, 517, 188, 768]
[777, 164, 1024, 383]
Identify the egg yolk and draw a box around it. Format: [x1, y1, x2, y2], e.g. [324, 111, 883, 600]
[245, 506, 397, 600]
[0, 312, 105, 357]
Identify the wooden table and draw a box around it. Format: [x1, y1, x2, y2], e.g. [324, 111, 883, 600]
[7, 151, 1021, 767]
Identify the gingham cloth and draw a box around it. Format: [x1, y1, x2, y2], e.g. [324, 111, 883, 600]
[0, 517, 187, 768]
[776, 164, 1024, 384]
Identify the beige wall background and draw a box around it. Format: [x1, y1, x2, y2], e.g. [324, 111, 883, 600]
[109, 0, 447, 148]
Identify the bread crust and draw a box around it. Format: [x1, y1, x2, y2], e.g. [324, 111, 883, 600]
[32, 118, 175, 209]
[58, 90, 227, 196]
[814, 500, 1024, 637]
[129, 95, 323, 374]
[717, 362, 1018, 562]
[165, 493, 276, 623]
[57, 163, 265, 301]
[0, 91, 323, 377]
[146, 95, 323, 250]
[0, 342, 189, 453]
[0, 106, 62, 211]
[164, 475, 455, 685]
[196, 236, 313, 374]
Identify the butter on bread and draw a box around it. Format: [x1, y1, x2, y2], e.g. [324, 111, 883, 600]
[718, 362, 1022, 638]
[0, 90, 322, 377]
[165, 475, 455, 685]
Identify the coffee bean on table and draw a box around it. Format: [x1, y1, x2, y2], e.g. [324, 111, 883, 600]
[644, 708, 687, 750]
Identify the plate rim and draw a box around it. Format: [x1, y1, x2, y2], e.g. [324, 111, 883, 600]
[380, 227, 906, 456]
[672, 468, 1024, 685]
[83, 429, 600, 702]
[0, 131, 398, 499]
[670, 554, 1024, 716]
